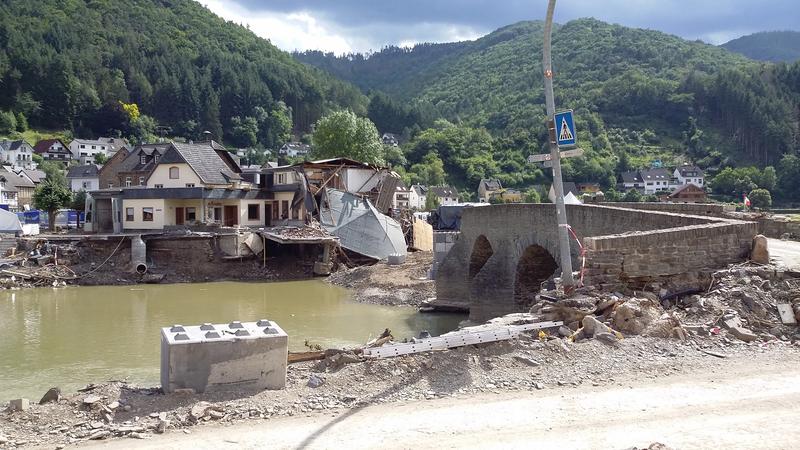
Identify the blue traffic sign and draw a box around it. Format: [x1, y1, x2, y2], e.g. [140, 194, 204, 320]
[554, 110, 576, 148]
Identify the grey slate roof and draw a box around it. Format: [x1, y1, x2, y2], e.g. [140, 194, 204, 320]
[620, 171, 642, 183]
[677, 165, 704, 177]
[480, 179, 502, 191]
[67, 164, 101, 178]
[429, 186, 458, 198]
[639, 168, 671, 181]
[0, 140, 30, 151]
[160, 141, 241, 185]
[20, 169, 46, 183]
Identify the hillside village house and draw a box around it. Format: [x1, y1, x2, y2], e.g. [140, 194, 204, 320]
[33, 139, 72, 162]
[674, 165, 705, 187]
[86, 141, 269, 233]
[381, 133, 400, 147]
[429, 186, 459, 206]
[67, 164, 101, 192]
[393, 183, 411, 209]
[0, 166, 36, 211]
[0, 140, 36, 170]
[660, 183, 708, 203]
[98, 142, 171, 188]
[477, 178, 503, 203]
[69, 137, 129, 163]
[639, 168, 672, 194]
[409, 184, 427, 210]
[278, 142, 311, 158]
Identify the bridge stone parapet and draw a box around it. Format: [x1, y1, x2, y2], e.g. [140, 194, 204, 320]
[435, 204, 757, 322]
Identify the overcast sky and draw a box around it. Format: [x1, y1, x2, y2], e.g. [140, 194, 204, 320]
[202, 0, 799, 54]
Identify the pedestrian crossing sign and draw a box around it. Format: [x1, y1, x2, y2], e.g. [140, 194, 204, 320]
[554, 110, 576, 148]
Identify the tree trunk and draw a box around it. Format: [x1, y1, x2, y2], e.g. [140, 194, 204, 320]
[49, 210, 56, 232]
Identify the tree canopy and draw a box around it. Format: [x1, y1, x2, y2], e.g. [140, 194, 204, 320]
[311, 111, 385, 165]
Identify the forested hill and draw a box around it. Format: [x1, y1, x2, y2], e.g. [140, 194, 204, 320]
[296, 19, 800, 170]
[722, 31, 800, 62]
[0, 0, 366, 145]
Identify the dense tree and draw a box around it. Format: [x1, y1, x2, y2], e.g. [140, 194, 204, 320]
[749, 188, 772, 208]
[33, 181, 72, 230]
[311, 111, 385, 165]
[0, 0, 366, 141]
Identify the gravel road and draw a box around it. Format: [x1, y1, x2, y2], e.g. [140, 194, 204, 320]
[87, 353, 800, 450]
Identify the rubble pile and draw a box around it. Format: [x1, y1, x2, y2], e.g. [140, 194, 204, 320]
[0, 240, 79, 288]
[530, 262, 799, 346]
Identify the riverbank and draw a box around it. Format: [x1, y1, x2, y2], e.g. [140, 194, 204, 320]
[327, 251, 435, 306]
[2, 333, 798, 448]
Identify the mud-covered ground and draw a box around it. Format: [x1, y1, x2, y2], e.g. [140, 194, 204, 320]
[1, 328, 798, 449]
[327, 251, 435, 306]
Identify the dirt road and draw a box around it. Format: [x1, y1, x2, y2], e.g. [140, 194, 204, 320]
[90, 356, 800, 450]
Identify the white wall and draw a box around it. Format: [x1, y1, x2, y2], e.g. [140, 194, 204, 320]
[69, 177, 98, 192]
[122, 199, 166, 230]
[147, 163, 204, 188]
[344, 168, 382, 192]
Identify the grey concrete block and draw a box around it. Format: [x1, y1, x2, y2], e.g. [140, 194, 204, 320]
[161, 320, 288, 394]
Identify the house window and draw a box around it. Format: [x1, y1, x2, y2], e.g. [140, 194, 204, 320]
[140, 155, 147, 164]
[142, 207, 154, 221]
[125, 208, 134, 221]
[125, 177, 131, 187]
[185, 183, 195, 188]
[186, 207, 196, 221]
[277, 173, 287, 184]
[91, 145, 96, 150]
[292, 203, 300, 220]
[82, 181, 91, 189]
[108, 183, 113, 188]
[272, 202, 279, 220]
[247, 204, 260, 220]
[169, 167, 179, 179]
[154, 154, 160, 163]
[80, 145, 85, 149]
[139, 177, 144, 186]
[154, 184, 163, 189]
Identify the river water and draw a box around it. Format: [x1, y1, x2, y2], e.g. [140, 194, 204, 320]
[0, 281, 464, 401]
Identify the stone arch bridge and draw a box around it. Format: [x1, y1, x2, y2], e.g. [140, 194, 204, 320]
[435, 204, 757, 321]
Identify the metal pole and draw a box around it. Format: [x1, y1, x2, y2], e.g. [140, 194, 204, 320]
[543, 0, 575, 287]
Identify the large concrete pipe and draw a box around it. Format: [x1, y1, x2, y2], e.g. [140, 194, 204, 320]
[131, 234, 148, 274]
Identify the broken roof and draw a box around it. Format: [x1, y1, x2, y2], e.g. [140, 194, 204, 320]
[320, 188, 406, 260]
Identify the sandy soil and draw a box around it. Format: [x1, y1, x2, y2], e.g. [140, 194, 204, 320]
[327, 251, 435, 306]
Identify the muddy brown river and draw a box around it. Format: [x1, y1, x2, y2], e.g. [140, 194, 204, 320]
[0, 281, 464, 401]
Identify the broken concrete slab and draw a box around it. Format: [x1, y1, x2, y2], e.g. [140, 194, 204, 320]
[728, 326, 758, 342]
[9, 398, 29, 412]
[776, 303, 797, 325]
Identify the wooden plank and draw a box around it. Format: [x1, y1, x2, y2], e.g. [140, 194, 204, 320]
[411, 217, 433, 251]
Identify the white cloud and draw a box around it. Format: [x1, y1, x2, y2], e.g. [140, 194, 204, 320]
[203, 0, 354, 54]
[201, 1, 484, 54]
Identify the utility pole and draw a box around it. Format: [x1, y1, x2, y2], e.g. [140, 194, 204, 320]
[542, 0, 575, 288]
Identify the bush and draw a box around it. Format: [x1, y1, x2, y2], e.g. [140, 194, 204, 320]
[749, 188, 772, 209]
[621, 189, 642, 202]
[0, 110, 17, 135]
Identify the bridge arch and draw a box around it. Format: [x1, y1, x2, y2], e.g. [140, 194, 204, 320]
[513, 244, 558, 308]
[468, 235, 494, 280]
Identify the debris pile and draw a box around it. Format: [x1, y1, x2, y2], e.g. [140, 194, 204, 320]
[0, 240, 79, 287]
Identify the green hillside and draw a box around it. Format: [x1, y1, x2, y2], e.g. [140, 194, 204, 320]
[297, 19, 800, 196]
[722, 31, 800, 62]
[0, 0, 367, 146]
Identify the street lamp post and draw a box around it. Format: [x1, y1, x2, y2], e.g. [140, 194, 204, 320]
[542, 0, 575, 288]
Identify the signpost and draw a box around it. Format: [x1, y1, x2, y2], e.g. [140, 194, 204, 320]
[535, 0, 576, 289]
